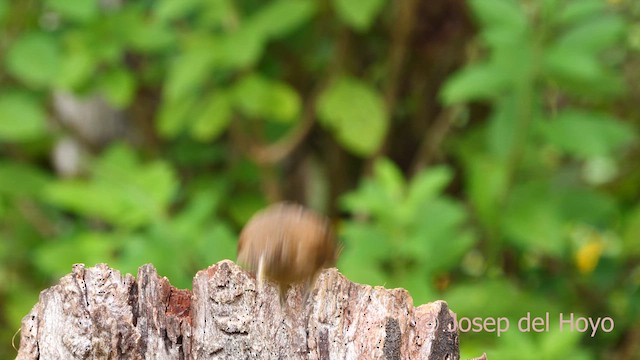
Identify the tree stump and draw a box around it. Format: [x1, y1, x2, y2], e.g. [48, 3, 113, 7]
[16, 260, 475, 359]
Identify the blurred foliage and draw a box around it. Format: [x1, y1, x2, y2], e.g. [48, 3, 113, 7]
[0, 0, 639, 358]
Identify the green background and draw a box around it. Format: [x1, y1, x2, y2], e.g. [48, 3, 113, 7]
[1, 0, 639, 358]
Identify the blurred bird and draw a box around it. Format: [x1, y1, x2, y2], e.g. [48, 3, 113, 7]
[237, 202, 338, 305]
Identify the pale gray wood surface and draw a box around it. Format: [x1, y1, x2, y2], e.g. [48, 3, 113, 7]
[17, 261, 461, 359]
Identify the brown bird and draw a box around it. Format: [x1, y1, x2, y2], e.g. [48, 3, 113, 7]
[237, 202, 337, 305]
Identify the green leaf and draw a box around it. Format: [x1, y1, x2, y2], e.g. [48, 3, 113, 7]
[542, 46, 624, 97]
[446, 279, 558, 318]
[228, 192, 267, 226]
[558, 188, 617, 226]
[0, 92, 47, 141]
[45, 145, 178, 228]
[331, 0, 386, 32]
[212, 27, 265, 69]
[539, 111, 635, 158]
[463, 154, 508, 229]
[340, 159, 472, 277]
[557, 15, 626, 53]
[126, 17, 176, 52]
[172, 187, 224, 236]
[34, 232, 120, 277]
[250, 0, 316, 39]
[55, 49, 96, 90]
[338, 222, 391, 281]
[5, 32, 61, 87]
[408, 199, 474, 272]
[197, 221, 237, 265]
[623, 206, 640, 256]
[0, 0, 7, 25]
[338, 246, 388, 286]
[47, 0, 98, 22]
[539, 327, 588, 358]
[492, 40, 535, 82]
[340, 178, 381, 215]
[405, 166, 453, 214]
[542, 46, 604, 84]
[502, 182, 565, 256]
[469, 0, 528, 37]
[45, 181, 134, 225]
[191, 91, 233, 141]
[491, 332, 538, 359]
[156, 0, 203, 22]
[556, 0, 605, 25]
[440, 64, 508, 104]
[157, 96, 197, 137]
[0, 161, 50, 197]
[340, 159, 407, 219]
[164, 45, 215, 101]
[96, 146, 177, 212]
[487, 95, 520, 160]
[233, 74, 301, 122]
[373, 159, 405, 203]
[317, 77, 388, 156]
[100, 68, 136, 107]
[168, 187, 238, 265]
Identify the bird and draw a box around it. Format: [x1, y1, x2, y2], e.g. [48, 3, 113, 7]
[237, 202, 338, 305]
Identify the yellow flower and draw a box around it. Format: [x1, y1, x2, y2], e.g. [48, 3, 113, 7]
[575, 240, 604, 274]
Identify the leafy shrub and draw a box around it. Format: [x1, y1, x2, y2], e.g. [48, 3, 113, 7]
[0, 0, 638, 358]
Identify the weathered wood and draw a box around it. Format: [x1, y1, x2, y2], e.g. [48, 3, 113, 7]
[17, 260, 467, 359]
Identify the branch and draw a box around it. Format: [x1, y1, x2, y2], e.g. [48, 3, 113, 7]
[16, 261, 483, 359]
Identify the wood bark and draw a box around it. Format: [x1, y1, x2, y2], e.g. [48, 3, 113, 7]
[16, 260, 475, 359]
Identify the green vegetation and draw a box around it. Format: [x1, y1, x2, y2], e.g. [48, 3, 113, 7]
[1, 0, 639, 358]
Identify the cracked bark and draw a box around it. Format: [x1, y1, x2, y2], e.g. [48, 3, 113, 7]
[17, 260, 476, 359]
